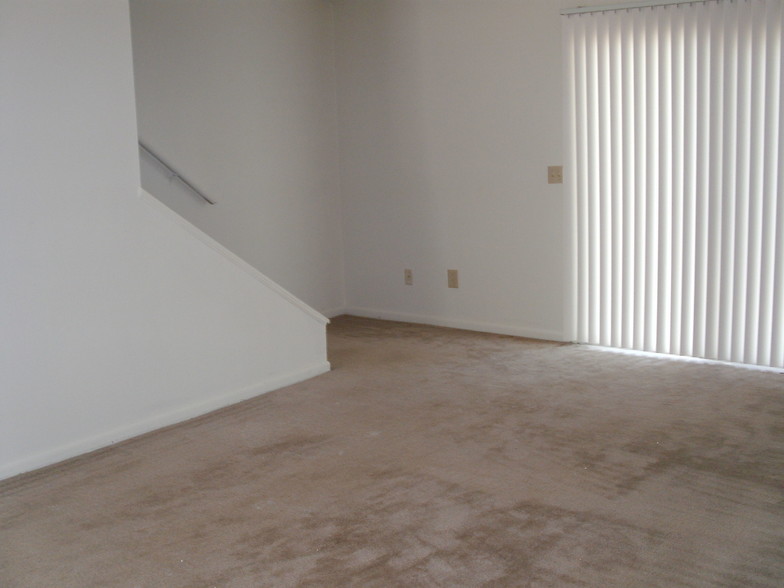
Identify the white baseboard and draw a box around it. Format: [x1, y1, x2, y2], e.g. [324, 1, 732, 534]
[344, 307, 564, 341]
[0, 361, 331, 482]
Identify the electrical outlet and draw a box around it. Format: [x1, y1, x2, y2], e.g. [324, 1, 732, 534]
[404, 268, 413, 285]
[447, 269, 459, 288]
[548, 165, 563, 184]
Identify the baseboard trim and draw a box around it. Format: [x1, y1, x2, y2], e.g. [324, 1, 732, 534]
[321, 307, 348, 319]
[344, 307, 564, 341]
[0, 361, 331, 482]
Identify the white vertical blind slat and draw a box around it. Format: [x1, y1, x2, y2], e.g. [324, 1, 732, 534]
[743, 4, 767, 364]
[575, 17, 591, 344]
[708, 1, 729, 362]
[680, 5, 698, 357]
[703, 0, 726, 361]
[621, 9, 637, 350]
[772, 6, 784, 367]
[759, 1, 782, 365]
[693, 7, 712, 359]
[588, 17, 602, 344]
[565, 14, 579, 343]
[670, 11, 686, 356]
[646, 14, 660, 352]
[731, 3, 753, 363]
[634, 14, 649, 351]
[610, 12, 625, 349]
[658, 8, 673, 354]
[599, 16, 614, 346]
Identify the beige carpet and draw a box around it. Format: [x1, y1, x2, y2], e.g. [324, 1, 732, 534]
[1, 315, 783, 587]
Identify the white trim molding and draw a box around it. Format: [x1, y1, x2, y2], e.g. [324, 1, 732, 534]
[344, 307, 565, 342]
[0, 361, 331, 482]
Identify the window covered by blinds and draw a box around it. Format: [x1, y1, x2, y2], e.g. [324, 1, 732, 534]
[564, 0, 784, 368]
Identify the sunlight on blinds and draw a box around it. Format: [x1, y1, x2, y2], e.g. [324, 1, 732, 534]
[564, 0, 783, 368]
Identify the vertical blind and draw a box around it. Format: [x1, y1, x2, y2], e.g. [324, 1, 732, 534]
[564, 0, 784, 368]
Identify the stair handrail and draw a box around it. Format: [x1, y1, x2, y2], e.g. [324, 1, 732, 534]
[138, 141, 216, 205]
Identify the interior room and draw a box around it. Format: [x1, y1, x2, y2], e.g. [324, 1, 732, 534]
[1, 0, 782, 585]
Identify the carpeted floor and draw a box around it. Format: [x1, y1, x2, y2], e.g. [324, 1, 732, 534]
[1, 315, 783, 587]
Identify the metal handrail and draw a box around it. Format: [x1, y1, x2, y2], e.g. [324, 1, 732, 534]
[138, 141, 216, 205]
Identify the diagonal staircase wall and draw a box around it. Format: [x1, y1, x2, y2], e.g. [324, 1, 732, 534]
[0, 0, 329, 481]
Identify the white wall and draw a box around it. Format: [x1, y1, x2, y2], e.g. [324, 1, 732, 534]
[130, 0, 626, 339]
[0, 0, 329, 481]
[130, 0, 346, 316]
[333, 0, 615, 340]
